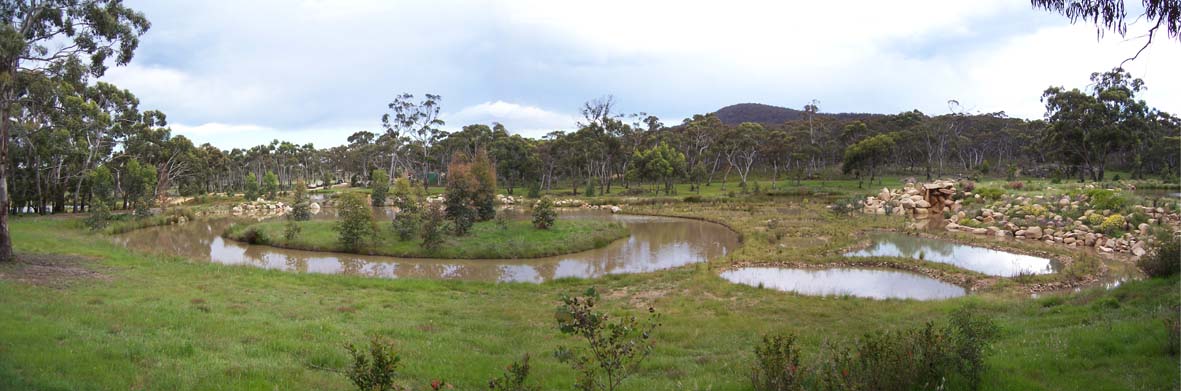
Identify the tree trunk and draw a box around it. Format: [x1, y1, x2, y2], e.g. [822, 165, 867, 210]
[0, 102, 14, 262]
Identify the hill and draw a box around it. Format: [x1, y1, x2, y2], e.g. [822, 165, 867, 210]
[712, 103, 882, 125]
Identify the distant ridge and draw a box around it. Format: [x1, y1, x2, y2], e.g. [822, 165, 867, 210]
[712, 103, 881, 125]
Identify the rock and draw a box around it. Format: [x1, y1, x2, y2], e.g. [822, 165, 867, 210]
[309, 202, 321, 211]
[1025, 226, 1043, 240]
[946, 223, 961, 231]
[1139, 223, 1150, 236]
[1063, 237, 1076, 245]
[997, 230, 1012, 237]
[609, 206, 622, 213]
[1015, 229, 1026, 237]
[1058, 197, 1070, 206]
[916, 199, 931, 208]
[1133, 247, 1146, 256]
[970, 228, 988, 235]
[878, 189, 892, 201]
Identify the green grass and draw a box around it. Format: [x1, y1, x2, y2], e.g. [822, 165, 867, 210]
[224, 219, 630, 259]
[1, 205, 1177, 390]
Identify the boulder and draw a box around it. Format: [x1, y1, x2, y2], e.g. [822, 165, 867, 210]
[1025, 226, 1043, 240]
[916, 199, 931, 208]
[1132, 246, 1147, 256]
[1059, 197, 1070, 206]
[1139, 223, 1150, 236]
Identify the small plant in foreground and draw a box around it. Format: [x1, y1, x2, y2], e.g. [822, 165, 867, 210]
[554, 287, 661, 391]
[751, 333, 805, 391]
[345, 337, 405, 391]
[495, 209, 510, 230]
[532, 197, 556, 229]
[283, 219, 302, 240]
[488, 354, 540, 391]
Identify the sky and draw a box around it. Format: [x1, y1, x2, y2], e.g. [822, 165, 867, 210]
[103, 0, 1180, 149]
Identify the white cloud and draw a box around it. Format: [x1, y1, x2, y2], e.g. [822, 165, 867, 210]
[448, 101, 578, 137]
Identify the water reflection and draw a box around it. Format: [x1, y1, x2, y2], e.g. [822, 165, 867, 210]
[114, 210, 738, 283]
[720, 267, 966, 300]
[844, 232, 1057, 277]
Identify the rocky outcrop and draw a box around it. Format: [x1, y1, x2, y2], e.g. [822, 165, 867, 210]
[231, 198, 291, 216]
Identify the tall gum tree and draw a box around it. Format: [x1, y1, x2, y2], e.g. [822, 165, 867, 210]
[0, 1, 149, 262]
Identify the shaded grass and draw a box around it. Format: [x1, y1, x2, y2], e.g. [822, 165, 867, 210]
[1, 215, 1177, 390]
[223, 219, 629, 259]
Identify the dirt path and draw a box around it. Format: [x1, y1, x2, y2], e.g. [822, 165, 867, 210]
[0, 253, 109, 288]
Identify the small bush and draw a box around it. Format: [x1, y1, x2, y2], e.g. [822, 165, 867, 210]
[345, 337, 405, 391]
[1086, 189, 1129, 212]
[751, 333, 804, 391]
[1167, 316, 1180, 356]
[334, 192, 376, 251]
[532, 197, 557, 229]
[420, 202, 446, 252]
[959, 180, 976, 192]
[1098, 214, 1126, 235]
[554, 287, 660, 391]
[830, 196, 861, 216]
[527, 182, 542, 198]
[975, 188, 1005, 201]
[1005, 181, 1024, 190]
[284, 220, 302, 240]
[371, 169, 390, 207]
[1137, 235, 1180, 278]
[488, 354, 540, 391]
[495, 209, 510, 230]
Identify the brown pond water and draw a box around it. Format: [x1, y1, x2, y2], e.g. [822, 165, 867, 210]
[113, 209, 739, 283]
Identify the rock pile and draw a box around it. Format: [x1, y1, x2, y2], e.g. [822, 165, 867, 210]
[862, 180, 962, 218]
[231, 198, 291, 216]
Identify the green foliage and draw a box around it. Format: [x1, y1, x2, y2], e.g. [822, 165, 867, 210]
[84, 202, 112, 231]
[584, 181, 595, 197]
[371, 169, 390, 207]
[488, 354, 540, 391]
[333, 192, 376, 252]
[419, 202, 446, 252]
[290, 180, 312, 221]
[125, 158, 158, 217]
[495, 209, 510, 230]
[1137, 235, 1180, 278]
[445, 153, 478, 236]
[471, 149, 498, 221]
[527, 182, 541, 198]
[554, 288, 661, 391]
[391, 176, 422, 241]
[1017, 204, 1049, 217]
[751, 333, 804, 391]
[975, 187, 1005, 201]
[243, 172, 260, 201]
[979, 159, 991, 175]
[830, 196, 861, 216]
[842, 133, 896, 181]
[814, 306, 998, 391]
[532, 197, 556, 229]
[1085, 189, 1129, 212]
[628, 142, 686, 195]
[86, 166, 117, 230]
[262, 171, 279, 200]
[283, 220, 302, 241]
[345, 337, 405, 391]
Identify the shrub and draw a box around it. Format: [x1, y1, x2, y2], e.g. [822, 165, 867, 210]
[584, 181, 595, 197]
[1137, 234, 1180, 278]
[345, 337, 405, 391]
[445, 153, 478, 236]
[751, 333, 805, 391]
[1086, 213, 1105, 227]
[1098, 214, 1126, 235]
[830, 196, 861, 216]
[471, 149, 498, 221]
[495, 209, 510, 230]
[262, 171, 279, 200]
[420, 202, 446, 251]
[527, 182, 541, 198]
[85, 203, 113, 230]
[371, 169, 390, 207]
[1017, 204, 1048, 217]
[243, 172, 260, 201]
[554, 287, 660, 391]
[1167, 316, 1181, 356]
[532, 197, 556, 229]
[488, 354, 540, 391]
[283, 220, 302, 240]
[959, 180, 976, 192]
[975, 187, 1005, 201]
[1085, 189, 1129, 212]
[334, 192, 376, 251]
[290, 180, 312, 221]
[1004, 181, 1023, 190]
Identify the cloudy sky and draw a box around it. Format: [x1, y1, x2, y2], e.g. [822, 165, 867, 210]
[104, 0, 1180, 149]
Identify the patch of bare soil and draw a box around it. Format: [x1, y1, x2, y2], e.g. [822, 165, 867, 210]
[0, 253, 109, 288]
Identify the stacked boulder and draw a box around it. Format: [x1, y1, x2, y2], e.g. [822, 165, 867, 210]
[231, 198, 291, 216]
[862, 180, 962, 218]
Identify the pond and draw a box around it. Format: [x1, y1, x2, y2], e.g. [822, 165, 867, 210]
[844, 232, 1057, 277]
[113, 209, 739, 283]
[720, 267, 966, 300]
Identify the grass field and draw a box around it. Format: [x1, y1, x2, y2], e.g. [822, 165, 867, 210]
[223, 218, 630, 259]
[1, 212, 1177, 390]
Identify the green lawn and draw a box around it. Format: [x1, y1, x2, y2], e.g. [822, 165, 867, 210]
[224, 218, 630, 259]
[1, 211, 1177, 390]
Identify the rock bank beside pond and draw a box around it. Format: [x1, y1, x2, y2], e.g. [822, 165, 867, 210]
[230, 198, 293, 216]
[853, 180, 1181, 257]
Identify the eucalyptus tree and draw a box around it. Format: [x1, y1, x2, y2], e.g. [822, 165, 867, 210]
[382, 93, 444, 189]
[723, 122, 763, 192]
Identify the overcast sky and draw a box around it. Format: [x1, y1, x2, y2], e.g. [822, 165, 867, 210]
[103, 0, 1180, 149]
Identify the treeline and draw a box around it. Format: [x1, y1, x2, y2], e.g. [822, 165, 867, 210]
[8, 67, 1180, 215]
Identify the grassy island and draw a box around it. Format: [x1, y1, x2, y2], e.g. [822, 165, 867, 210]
[223, 219, 630, 259]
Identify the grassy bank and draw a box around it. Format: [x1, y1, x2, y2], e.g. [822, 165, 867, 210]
[223, 219, 630, 259]
[0, 216, 1177, 390]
